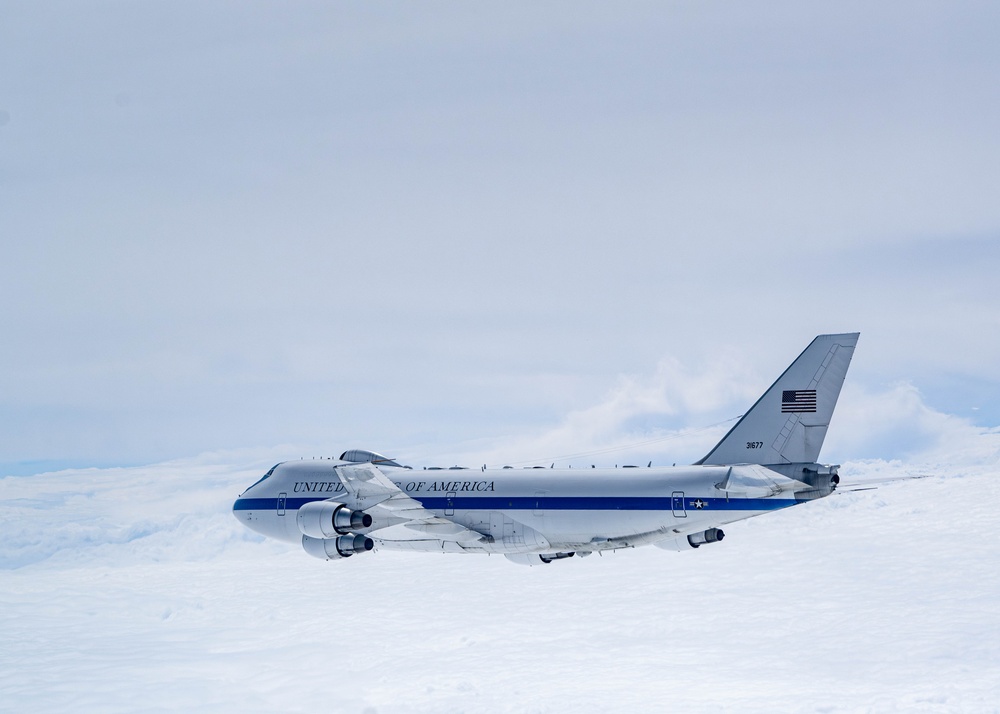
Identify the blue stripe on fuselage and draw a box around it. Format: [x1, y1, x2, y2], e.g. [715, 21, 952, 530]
[232, 496, 798, 512]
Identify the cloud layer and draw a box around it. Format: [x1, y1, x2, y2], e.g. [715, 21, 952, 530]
[2, 435, 999, 711]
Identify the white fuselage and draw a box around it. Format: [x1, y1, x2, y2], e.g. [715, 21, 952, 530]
[233, 460, 814, 555]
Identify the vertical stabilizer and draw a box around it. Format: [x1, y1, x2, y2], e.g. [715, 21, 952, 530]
[696, 333, 859, 466]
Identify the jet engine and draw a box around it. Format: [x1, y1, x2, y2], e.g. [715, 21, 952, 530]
[687, 528, 725, 546]
[302, 534, 374, 560]
[655, 528, 725, 552]
[296, 500, 372, 539]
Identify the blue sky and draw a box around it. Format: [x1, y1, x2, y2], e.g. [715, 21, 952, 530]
[2, 2, 999, 474]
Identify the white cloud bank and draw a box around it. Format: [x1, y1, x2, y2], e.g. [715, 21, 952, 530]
[2, 390, 998, 712]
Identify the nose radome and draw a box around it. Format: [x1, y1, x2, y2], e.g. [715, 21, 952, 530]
[232, 495, 254, 526]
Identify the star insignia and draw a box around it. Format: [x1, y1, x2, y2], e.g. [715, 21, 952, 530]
[691, 499, 707, 509]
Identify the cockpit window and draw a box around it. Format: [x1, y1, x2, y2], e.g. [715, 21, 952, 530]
[240, 462, 283, 495]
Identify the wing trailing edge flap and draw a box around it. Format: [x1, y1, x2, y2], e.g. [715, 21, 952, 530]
[403, 521, 485, 543]
[372, 536, 478, 554]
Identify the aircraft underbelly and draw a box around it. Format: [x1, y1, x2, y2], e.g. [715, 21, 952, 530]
[240, 499, 793, 554]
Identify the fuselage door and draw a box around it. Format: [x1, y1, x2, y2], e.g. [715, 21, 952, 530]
[445, 491, 456, 516]
[671, 491, 686, 518]
[277, 492, 287, 517]
[533, 490, 547, 517]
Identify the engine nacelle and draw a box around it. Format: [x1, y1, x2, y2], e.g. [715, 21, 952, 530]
[802, 464, 841, 494]
[296, 500, 373, 539]
[301, 534, 375, 560]
[687, 527, 724, 547]
[655, 528, 726, 551]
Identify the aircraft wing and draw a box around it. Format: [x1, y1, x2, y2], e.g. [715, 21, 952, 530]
[335, 462, 432, 518]
[333, 463, 490, 548]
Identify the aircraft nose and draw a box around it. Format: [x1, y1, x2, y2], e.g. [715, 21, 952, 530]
[232, 494, 251, 524]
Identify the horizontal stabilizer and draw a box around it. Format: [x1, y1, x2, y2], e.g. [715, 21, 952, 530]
[715, 465, 809, 498]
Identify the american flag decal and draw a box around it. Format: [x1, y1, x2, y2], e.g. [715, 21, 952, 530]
[782, 389, 817, 413]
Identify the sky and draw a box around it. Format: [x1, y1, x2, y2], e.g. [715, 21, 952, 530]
[3, 3, 1000, 473]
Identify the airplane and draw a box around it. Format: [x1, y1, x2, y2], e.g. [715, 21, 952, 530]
[233, 332, 859, 565]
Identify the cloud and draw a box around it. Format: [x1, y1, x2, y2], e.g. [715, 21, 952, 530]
[0, 450, 292, 569]
[433, 355, 1000, 472]
[433, 352, 760, 468]
[2, 436, 1000, 712]
[827, 381, 1000, 467]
